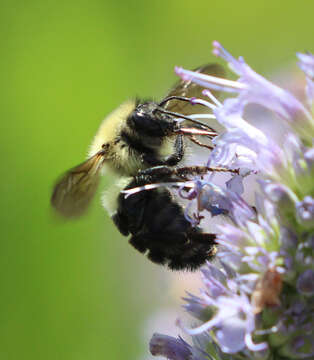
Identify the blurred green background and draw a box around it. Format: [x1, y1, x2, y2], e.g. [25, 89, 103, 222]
[1, 0, 313, 359]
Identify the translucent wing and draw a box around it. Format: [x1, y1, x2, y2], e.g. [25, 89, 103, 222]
[51, 152, 105, 218]
[163, 63, 225, 115]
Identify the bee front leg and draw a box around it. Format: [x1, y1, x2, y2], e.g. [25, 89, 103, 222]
[162, 134, 184, 166]
[141, 134, 184, 167]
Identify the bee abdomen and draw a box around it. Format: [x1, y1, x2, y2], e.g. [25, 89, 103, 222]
[129, 230, 216, 271]
[114, 184, 216, 270]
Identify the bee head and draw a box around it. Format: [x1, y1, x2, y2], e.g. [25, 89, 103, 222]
[127, 102, 177, 137]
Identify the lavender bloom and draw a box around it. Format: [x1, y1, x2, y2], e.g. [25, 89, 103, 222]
[149, 333, 213, 360]
[176, 42, 314, 144]
[297, 52, 314, 107]
[296, 196, 314, 226]
[149, 333, 193, 360]
[297, 269, 314, 295]
[178, 263, 268, 354]
[179, 179, 255, 227]
[150, 42, 314, 360]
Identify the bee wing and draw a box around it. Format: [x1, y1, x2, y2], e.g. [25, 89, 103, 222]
[51, 152, 105, 218]
[163, 63, 225, 115]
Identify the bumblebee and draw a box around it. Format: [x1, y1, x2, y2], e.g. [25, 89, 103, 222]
[51, 64, 224, 270]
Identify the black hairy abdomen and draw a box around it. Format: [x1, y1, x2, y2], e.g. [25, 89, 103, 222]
[112, 178, 216, 271]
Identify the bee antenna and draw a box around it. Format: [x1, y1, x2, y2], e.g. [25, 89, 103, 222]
[154, 107, 217, 133]
[158, 96, 192, 107]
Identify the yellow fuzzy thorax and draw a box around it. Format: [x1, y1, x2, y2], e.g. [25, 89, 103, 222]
[88, 100, 137, 157]
[86, 99, 177, 214]
[87, 99, 175, 177]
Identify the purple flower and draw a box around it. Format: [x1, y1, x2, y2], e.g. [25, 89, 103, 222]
[183, 292, 211, 321]
[149, 333, 211, 360]
[259, 181, 297, 205]
[297, 269, 314, 295]
[297, 52, 314, 107]
[149, 334, 193, 360]
[296, 196, 314, 226]
[149, 42, 313, 360]
[178, 262, 267, 354]
[212, 41, 311, 122]
[304, 147, 314, 169]
[177, 41, 314, 148]
[225, 174, 244, 194]
[178, 178, 256, 228]
[177, 42, 313, 125]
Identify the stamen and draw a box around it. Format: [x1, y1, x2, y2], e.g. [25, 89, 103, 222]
[191, 97, 217, 110]
[255, 325, 280, 336]
[244, 333, 268, 352]
[188, 114, 216, 120]
[202, 89, 222, 107]
[175, 66, 246, 92]
[212, 41, 236, 64]
[176, 317, 220, 336]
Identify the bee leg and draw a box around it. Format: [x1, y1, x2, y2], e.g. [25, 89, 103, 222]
[137, 163, 195, 182]
[141, 134, 184, 167]
[162, 134, 184, 166]
[138, 165, 239, 183]
[137, 165, 179, 180]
